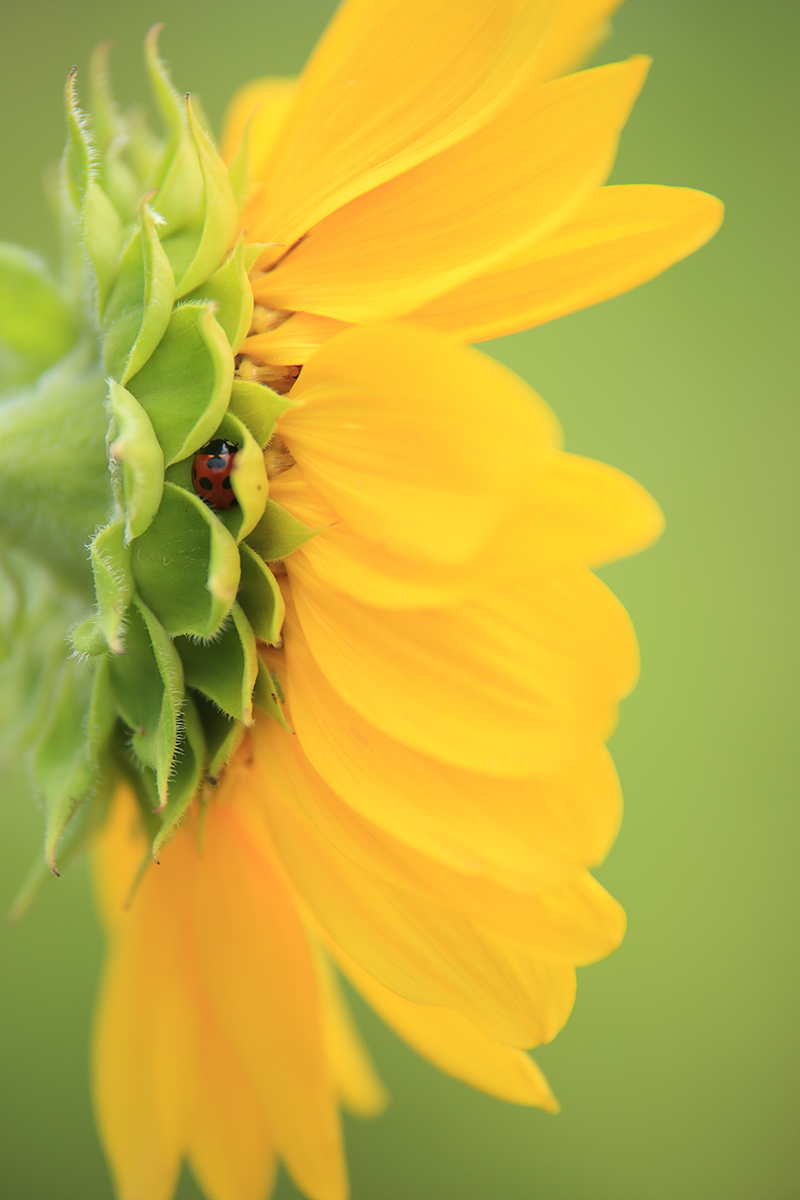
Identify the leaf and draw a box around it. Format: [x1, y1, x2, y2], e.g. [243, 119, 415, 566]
[186, 237, 253, 351]
[130, 481, 240, 638]
[178, 602, 258, 724]
[246, 498, 318, 561]
[229, 378, 291, 447]
[0, 360, 110, 588]
[108, 597, 184, 807]
[252, 656, 292, 732]
[0, 243, 76, 368]
[127, 301, 233, 465]
[90, 520, 133, 653]
[102, 199, 176, 383]
[152, 691, 206, 859]
[108, 380, 165, 541]
[237, 542, 285, 645]
[175, 96, 239, 298]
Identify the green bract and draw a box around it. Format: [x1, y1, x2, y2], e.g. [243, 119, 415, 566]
[0, 33, 315, 895]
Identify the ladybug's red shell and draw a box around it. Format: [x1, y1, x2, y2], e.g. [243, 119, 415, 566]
[191, 439, 239, 511]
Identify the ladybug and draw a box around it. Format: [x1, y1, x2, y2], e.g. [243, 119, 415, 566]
[191, 439, 239, 511]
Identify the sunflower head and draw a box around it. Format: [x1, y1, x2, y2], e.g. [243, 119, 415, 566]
[0, 31, 301, 894]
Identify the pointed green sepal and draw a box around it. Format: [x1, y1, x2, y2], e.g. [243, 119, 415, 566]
[108, 380, 165, 541]
[237, 542, 285, 645]
[62, 70, 96, 212]
[246, 498, 318, 561]
[83, 181, 124, 318]
[131, 481, 241, 638]
[244, 244, 281, 272]
[34, 658, 97, 873]
[144, 26, 203, 234]
[152, 692, 206, 859]
[102, 198, 176, 383]
[229, 378, 291, 446]
[174, 96, 239, 298]
[178, 602, 258, 725]
[90, 520, 133, 653]
[219, 411, 269, 541]
[127, 301, 233, 464]
[195, 694, 246, 781]
[253, 657, 292, 732]
[107, 598, 184, 806]
[186, 238, 253, 351]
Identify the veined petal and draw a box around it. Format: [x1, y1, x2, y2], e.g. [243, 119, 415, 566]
[257, 59, 649, 321]
[337, 947, 559, 1110]
[191, 793, 347, 1200]
[409, 185, 725, 342]
[280, 603, 622, 887]
[187, 1014, 276, 1200]
[278, 323, 559, 566]
[255, 712, 626, 966]
[257, 754, 577, 1048]
[92, 792, 198, 1200]
[242, 0, 559, 247]
[287, 557, 639, 776]
[242, 311, 350, 366]
[220, 78, 297, 180]
[272, 443, 661, 611]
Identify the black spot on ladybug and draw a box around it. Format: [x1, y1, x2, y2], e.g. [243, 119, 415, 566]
[191, 439, 239, 511]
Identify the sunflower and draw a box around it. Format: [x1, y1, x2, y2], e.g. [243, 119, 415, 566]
[0, 2, 722, 1200]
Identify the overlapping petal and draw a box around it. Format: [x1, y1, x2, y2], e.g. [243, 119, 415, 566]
[241, 0, 560, 247]
[259, 755, 577, 1048]
[287, 553, 638, 777]
[277, 323, 558, 566]
[255, 58, 649, 321]
[278, 603, 622, 887]
[410, 184, 725, 342]
[336, 947, 559, 1109]
[254, 712, 626, 966]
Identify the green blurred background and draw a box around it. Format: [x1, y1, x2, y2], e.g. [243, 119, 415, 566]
[1, 0, 798, 1197]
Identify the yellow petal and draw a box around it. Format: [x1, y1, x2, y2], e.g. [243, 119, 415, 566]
[187, 1014, 276, 1200]
[314, 945, 388, 1117]
[259, 760, 577, 1048]
[191, 794, 347, 1200]
[530, 0, 624, 82]
[220, 77, 296, 179]
[278, 323, 558, 566]
[338, 948, 559, 1110]
[257, 59, 648, 321]
[242, 311, 350, 366]
[91, 796, 199, 1200]
[281, 601, 622, 887]
[241, 0, 559, 247]
[410, 185, 725, 342]
[256, 711, 625, 966]
[287, 557, 638, 776]
[92, 782, 149, 935]
[273, 440, 661, 612]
